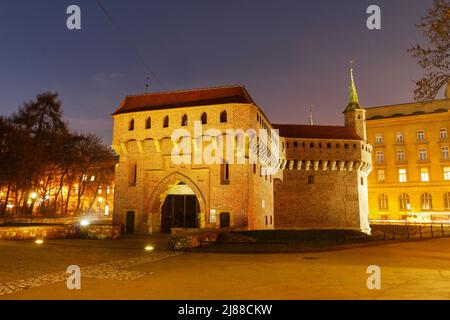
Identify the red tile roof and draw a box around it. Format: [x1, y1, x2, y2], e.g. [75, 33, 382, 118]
[113, 85, 254, 115]
[272, 124, 362, 140]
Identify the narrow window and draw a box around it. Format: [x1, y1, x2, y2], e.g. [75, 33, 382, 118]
[128, 162, 137, 186]
[163, 116, 169, 128]
[220, 111, 227, 123]
[181, 114, 188, 126]
[145, 117, 151, 129]
[307, 175, 314, 185]
[201, 112, 207, 125]
[128, 119, 135, 131]
[221, 161, 230, 184]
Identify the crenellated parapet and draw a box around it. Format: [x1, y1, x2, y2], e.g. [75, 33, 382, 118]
[278, 158, 372, 175]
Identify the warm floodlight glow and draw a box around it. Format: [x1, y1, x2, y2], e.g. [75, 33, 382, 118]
[35, 239, 44, 245]
[104, 205, 109, 216]
[30, 192, 38, 199]
[80, 220, 90, 226]
[145, 246, 154, 251]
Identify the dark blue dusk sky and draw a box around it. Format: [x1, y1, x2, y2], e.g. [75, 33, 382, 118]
[0, 0, 439, 143]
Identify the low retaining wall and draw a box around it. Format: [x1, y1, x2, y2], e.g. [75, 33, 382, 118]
[169, 229, 220, 250]
[0, 224, 121, 240]
[84, 224, 121, 240]
[0, 225, 76, 240]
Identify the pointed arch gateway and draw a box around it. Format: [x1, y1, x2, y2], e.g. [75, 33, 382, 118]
[146, 172, 207, 233]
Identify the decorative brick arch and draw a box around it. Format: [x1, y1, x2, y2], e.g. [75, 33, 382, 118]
[146, 172, 207, 232]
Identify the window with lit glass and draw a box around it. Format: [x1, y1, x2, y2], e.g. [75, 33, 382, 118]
[440, 128, 448, 139]
[399, 169, 407, 183]
[444, 167, 450, 180]
[420, 168, 429, 182]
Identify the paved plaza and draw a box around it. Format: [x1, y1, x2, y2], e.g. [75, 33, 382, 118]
[1, 236, 450, 299]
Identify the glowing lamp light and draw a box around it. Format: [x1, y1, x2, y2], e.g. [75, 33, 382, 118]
[35, 239, 44, 245]
[80, 220, 90, 227]
[104, 205, 110, 216]
[144, 246, 154, 251]
[6, 204, 13, 209]
[30, 192, 38, 200]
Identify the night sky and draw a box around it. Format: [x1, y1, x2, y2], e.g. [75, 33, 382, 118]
[0, 0, 439, 143]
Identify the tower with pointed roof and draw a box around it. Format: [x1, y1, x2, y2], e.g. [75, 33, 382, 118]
[343, 67, 367, 141]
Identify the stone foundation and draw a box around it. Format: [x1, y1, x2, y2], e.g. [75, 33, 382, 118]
[169, 229, 220, 250]
[0, 225, 76, 240]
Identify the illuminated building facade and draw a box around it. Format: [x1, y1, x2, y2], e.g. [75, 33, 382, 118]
[366, 87, 450, 222]
[111, 70, 372, 234]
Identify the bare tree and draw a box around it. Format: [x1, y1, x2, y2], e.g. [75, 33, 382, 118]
[408, 0, 450, 101]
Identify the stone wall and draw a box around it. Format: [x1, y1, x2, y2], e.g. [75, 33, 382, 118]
[84, 224, 121, 240]
[0, 224, 121, 240]
[0, 225, 76, 240]
[274, 170, 363, 230]
[168, 229, 220, 250]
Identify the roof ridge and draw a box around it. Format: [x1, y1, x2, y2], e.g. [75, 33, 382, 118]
[124, 84, 246, 99]
[273, 124, 346, 128]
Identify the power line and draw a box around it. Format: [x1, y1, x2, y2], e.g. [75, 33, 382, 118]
[95, 0, 167, 92]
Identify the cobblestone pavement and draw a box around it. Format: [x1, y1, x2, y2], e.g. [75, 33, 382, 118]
[0, 251, 183, 296]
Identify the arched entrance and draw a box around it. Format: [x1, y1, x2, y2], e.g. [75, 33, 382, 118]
[147, 172, 207, 234]
[161, 182, 200, 233]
